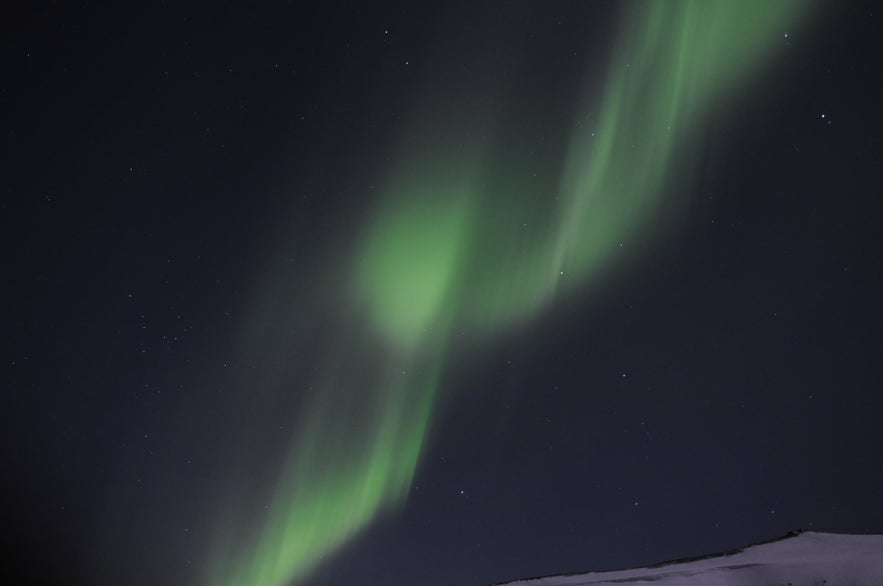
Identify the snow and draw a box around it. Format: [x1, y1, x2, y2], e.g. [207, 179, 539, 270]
[496, 531, 883, 586]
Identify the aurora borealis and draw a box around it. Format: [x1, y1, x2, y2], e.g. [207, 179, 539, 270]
[209, 3, 817, 585]
[6, 2, 883, 585]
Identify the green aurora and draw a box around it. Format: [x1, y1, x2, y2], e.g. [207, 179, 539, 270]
[207, 2, 816, 585]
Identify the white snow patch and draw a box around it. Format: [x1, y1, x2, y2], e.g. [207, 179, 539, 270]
[496, 531, 883, 586]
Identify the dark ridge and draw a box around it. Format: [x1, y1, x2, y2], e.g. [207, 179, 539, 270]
[645, 529, 806, 569]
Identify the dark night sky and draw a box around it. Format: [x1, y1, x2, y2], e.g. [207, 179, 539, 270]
[3, 2, 882, 586]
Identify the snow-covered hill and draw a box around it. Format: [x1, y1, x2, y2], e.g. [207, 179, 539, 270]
[496, 531, 883, 586]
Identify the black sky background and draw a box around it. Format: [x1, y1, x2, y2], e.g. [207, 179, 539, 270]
[3, 2, 882, 585]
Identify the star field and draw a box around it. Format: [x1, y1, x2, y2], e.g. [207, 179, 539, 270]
[2, 2, 882, 586]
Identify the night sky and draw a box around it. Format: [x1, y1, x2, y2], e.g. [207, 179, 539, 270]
[3, 2, 882, 586]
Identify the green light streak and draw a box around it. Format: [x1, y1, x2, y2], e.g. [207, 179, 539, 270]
[221, 344, 444, 586]
[209, 3, 815, 585]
